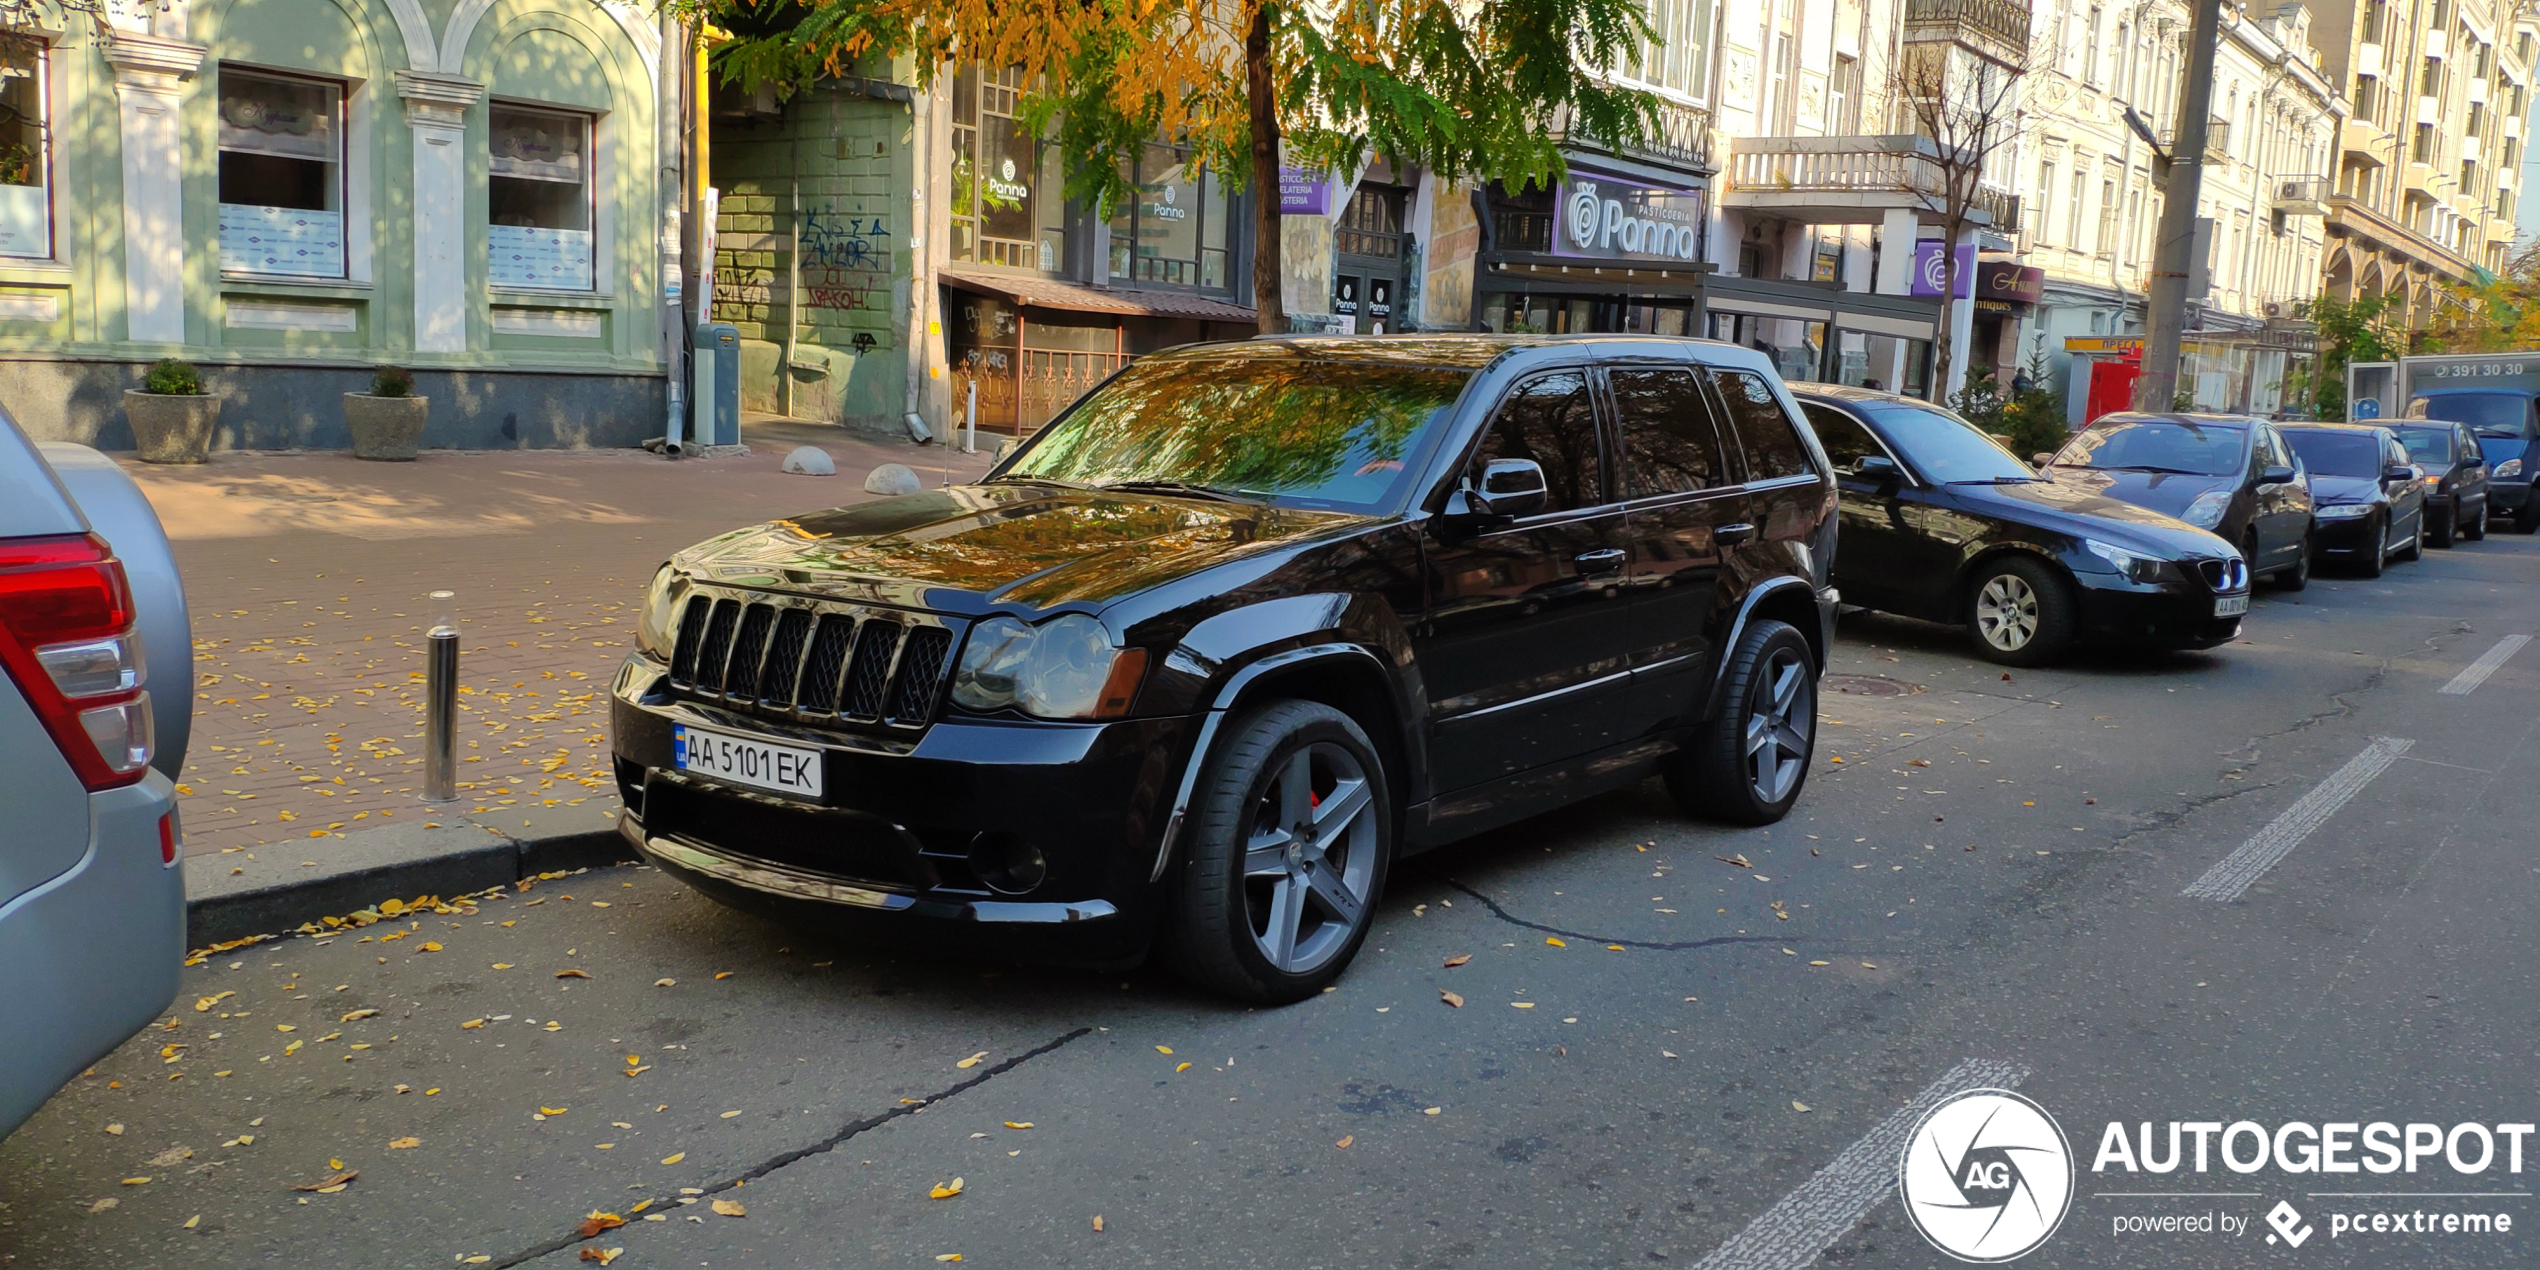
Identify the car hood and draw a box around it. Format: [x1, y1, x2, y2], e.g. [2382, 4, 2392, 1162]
[671, 483, 1381, 614]
[1956, 478, 2235, 556]
[2307, 474, 2385, 506]
[2042, 468, 2237, 520]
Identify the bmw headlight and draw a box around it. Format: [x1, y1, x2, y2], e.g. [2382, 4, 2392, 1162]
[2496, 458, 2523, 479]
[2084, 539, 2181, 584]
[636, 564, 683, 662]
[2315, 502, 2373, 519]
[2180, 490, 2233, 529]
[951, 613, 1149, 720]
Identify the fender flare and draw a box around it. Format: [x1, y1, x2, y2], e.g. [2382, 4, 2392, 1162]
[1700, 576, 1834, 723]
[1147, 642, 1396, 884]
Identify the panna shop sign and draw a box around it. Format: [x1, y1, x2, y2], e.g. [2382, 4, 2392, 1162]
[1555, 170, 1706, 263]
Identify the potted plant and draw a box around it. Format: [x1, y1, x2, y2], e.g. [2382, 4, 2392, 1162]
[123, 358, 220, 463]
[345, 365, 428, 460]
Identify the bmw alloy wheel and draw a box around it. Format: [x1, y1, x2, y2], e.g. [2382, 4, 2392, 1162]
[1976, 574, 2041, 651]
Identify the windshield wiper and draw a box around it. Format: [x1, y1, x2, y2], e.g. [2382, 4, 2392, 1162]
[1096, 479, 1256, 503]
[1947, 475, 2042, 485]
[2082, 464, 2209, 476]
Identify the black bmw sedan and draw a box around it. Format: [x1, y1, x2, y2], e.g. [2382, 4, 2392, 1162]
[2037, 412, 2314, 588]
[2275, 422, 2428, 576]
[1790, 384, 2250, 666]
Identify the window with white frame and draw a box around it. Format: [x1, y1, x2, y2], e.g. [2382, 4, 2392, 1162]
[217, 69, 346, 279]
[0, 46, 47, 258]
[488, 104, 596, 290]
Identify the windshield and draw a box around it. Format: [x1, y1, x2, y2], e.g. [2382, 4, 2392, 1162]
[2395, 426, 2453, 465]
[997, 358, 1472, 512]
[2281, 430, 2384, 478]
[1856, 402, 2034, 482]
[2051, 420, 2245, 477]
[2414, 391, 2534, 437]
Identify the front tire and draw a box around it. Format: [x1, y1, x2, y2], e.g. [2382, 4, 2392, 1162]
[2359, 514, 2387, 577]
[2431, 499, 2456, 548]
[1666, 618, 1816, 826]
[2465, 502, 2488, 540]
[1964, 556, 2076, 667]
[2399, 513, 2425, 562]
[1168, 700, 1391, 1004]
[2277, 534, 2312, 591]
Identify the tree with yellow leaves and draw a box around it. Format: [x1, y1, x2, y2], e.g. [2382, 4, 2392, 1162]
[685, 0, 1663, 332]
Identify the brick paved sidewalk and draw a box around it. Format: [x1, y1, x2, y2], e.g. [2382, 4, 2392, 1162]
[133, 425, 995, 861]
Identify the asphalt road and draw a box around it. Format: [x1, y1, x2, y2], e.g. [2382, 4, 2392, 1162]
[7, 535, 2540, 1269]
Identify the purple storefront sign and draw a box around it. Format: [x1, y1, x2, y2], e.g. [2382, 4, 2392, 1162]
[1278, 166, 1330, 215]
[1910, 241, 1978, 298]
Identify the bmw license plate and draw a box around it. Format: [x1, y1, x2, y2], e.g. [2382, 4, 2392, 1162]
[673, 724, 823, 799]
[2214, 594, 2250, 618]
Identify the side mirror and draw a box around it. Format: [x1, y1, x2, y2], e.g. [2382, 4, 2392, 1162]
[1852, 454, 1904, 484]
[1468, 458, 1547, 519]
[2260, 464, 2296, 485]
[2032, 452, 2056, 467]
[2383, 464, 2417, 484]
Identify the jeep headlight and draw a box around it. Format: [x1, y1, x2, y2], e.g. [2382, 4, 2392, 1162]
[951, 613, 1148, 720]
[2496, 458, 2523, 479]
[636, 564, 683, 661]
[2180, 490, 2233, 529]
[2084, 539, 2180, 584]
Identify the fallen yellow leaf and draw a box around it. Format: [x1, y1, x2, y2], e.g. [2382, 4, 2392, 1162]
[927, 1178, 965, 1200]
[388, 1137, 419, 1149]
[1003, 1122, 1033, 1130]
[1334, 1136, 1353, 1149]
[955, 1051, 988, 1069]
[712, 1198, 747, 1216]
[418, 942, 443, 953]
[540, 1107, 568, 1116]
[661, 1152, 685, 1165]
[121, 1177, 150, 1186]
[1154, 1046, 1173, 1055]
[1793, 1101, 1812, 1113]
[1442, 954, 1471, 968]
[1439, 990, 1464, 1008]
[1092, 1215, 1105, 1232]
[340, 1008, 379, 1022]
[1544, 937, 1566, 948]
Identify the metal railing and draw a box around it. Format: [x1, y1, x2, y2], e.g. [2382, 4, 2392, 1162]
[1902, 0, 2032, 56]
[1546, 93, 1713, 172]
[950, 347, 1132, 435]
[1726, 134, 2020, 227]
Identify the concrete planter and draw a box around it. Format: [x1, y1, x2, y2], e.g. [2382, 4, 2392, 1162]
[345, 393, 428, 460]
[123, 390, 219, 463]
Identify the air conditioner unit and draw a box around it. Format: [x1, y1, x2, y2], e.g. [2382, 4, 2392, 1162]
[2264, 301, 2283, 317]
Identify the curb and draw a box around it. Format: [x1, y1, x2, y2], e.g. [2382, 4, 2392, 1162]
[183, 801, 637, 949]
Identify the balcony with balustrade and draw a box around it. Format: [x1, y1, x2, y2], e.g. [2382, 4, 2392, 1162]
[1901, 0, 2032, 67]
[1545, 93, 1714, 174]
[1723, 134, 2017, 227]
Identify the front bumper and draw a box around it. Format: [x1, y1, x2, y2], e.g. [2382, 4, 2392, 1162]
[2310, 511, 2383, 557]
[0, 773, 183, 1139]
[2073, 577, 2246, 650]
[2489, 482, 2530, 514]
[611, 657, 1202, 965]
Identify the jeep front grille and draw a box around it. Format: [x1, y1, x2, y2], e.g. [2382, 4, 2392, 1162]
[666, 591, 962, 730]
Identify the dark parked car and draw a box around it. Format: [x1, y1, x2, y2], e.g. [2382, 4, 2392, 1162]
[2276, 423, 2428, 576]
[1790, 385, 2250, 665]
[2408, 387, 2538, 532]
[2038, 412, 2314, 589]
[612, 336, 1839, 1002]
[2393, 420, 2489, 546]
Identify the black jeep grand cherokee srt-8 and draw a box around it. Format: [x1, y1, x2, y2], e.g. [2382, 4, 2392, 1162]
[612, 336, 1839, 1002]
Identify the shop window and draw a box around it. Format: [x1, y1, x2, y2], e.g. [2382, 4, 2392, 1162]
[217, 69, 346, 279]
[488, 104, 594, 291]
[0, 47, 46, 258]
[949, 64, 1065, 271]
[1108, 143, 1228, 290]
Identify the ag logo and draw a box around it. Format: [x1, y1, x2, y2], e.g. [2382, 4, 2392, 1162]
[1899, 1088, 2074, 1263]
[1566, 181, 1602, 248]
[2265, 1201, 2313, 1248]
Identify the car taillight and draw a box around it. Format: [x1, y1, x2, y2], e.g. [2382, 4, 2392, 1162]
[0, 533, 153, 789]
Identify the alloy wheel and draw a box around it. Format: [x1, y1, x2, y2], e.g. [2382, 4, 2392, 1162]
[1240, 742, 1379, 976]
[1976, 574, 2040, 651]
[1742, 648, 1814, 805]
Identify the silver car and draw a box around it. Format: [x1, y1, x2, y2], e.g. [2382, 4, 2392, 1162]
[0, 412, 188, 1139]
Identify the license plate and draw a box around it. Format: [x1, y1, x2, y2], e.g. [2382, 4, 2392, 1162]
[2214, 595, 2250, 617]
[673, 724, 823, 799]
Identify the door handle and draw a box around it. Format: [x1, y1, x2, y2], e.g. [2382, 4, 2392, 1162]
[1574, 548, 1627, 575]
[1716, 522, 1758, 546]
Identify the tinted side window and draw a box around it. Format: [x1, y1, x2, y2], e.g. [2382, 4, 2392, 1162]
[2252, 426, 2285, 471]
[1707, 370, 1814, 480]
[1610, 367, 1731, 497]
[1475, 371, 1604, 512]
[1799, 403, 1888, 475]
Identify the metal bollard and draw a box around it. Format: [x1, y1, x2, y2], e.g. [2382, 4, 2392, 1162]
[423, 590, 459, 803]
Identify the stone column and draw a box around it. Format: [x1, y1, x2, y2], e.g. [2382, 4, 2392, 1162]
[396, 72, 485, 354]
[104, 35, 204, 346]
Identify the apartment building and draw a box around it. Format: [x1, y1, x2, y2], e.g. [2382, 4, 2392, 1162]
[2311, 0, 2534, 329]
[2012, 0, 2342, 416]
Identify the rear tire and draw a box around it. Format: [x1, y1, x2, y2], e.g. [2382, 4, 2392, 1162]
[2399, 514, 2425, 562]
[1167, 701, 1391, 1004]
[1963, 556, 2076, 667]
[1665, 619, 1816, 826]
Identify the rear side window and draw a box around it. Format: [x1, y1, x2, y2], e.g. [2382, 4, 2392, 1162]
[1798, 403, 1889, 475]
[1475, 371, 1604, 512]
[1707, 370, 1815, 480]
[1609, 367, 1731, 497]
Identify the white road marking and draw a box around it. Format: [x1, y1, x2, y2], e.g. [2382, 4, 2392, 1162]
[2181, 737, 2415, 902]
[1688, 1058, 2030, 1270]
[2438, 635, 2529, 695]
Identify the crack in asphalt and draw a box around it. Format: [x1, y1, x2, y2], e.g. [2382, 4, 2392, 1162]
[2101, 778, 2291, 853]
[2216, 659, 2392, 780]
[1446, 880, 1846, 952]
[494, 1026, 1094, 1268]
